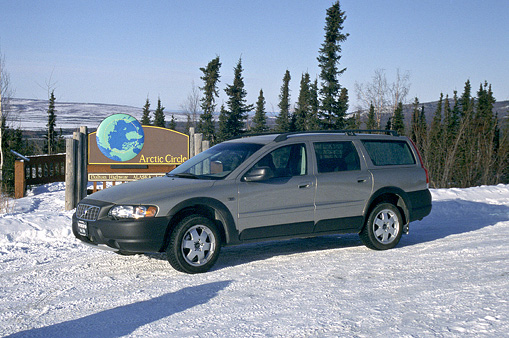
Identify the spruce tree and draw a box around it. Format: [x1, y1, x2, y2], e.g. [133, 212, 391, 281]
[216, 105, 229, 143]
[223, 57, 253, 140]
[366, 103, 376, 130]
[168, 114, 177, 130]
[276, 70, 291, 132]
[392, 101, 405, 135]
[199, 56, 221, 142]
[294, 73, 311, 131]
[45, 90, 57, 154]
[317, 0, 348, 130]
[252, 89, 269, 133]
[153, 97, 166, 127]
[141, 98, 151, 125]
[307, 79, 321, 130]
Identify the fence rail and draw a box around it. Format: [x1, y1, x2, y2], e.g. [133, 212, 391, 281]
[15, 154, 66, 198]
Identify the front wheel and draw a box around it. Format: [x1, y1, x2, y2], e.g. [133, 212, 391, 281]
[166, 215, 221, 274]
[360, 203, 403, 250]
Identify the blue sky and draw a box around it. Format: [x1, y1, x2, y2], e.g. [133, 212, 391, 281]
[1, 0, 508, 114]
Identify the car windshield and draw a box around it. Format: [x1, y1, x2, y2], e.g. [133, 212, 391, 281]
[168, 142, 263, 180]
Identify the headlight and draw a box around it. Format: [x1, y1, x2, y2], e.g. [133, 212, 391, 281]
[109, 205, 158, 219]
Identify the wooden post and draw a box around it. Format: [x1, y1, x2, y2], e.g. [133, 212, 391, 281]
[194, 133, 203, 156]
[202, 140, 210, 152]
[65, 138, 77, 210]
[189, 127, 195, 157]
[14, 160, 25, 199]
[79, 126, 88, 200]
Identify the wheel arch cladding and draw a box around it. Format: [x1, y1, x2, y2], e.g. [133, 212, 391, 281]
[163, 198, 239, 250]
[364, 187, 410, 228]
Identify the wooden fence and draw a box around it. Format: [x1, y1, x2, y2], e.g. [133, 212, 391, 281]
[14, 154, 66, 198]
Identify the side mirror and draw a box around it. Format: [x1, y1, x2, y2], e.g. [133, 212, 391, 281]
[243, 167, 274, 182]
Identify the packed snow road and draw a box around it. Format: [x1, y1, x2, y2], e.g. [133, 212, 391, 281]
[1, 183, 508, 337]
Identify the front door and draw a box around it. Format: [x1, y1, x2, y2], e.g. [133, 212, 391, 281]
[237, 143, 316, 240]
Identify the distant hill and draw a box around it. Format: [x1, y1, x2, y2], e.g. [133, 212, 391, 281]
[5, 97, 509, 136]
[5, 98, 188, 133]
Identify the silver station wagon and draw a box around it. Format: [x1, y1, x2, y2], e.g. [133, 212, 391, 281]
[73, 131, 432, 273]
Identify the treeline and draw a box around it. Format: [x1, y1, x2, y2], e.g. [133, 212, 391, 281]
[409, 80, 508, 188]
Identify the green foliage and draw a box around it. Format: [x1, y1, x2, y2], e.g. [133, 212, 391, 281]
[366, 103, 377, 130]
[44, 91, 57, 154]
[252, 89, 269, 133]
[413, 80, 508, 188]
[198, 56, 221, 142]
[317, 0, 349, 130]
[168, 114, 177, 130]
[153, 98, 166, 128]
[141, 98, 151, 125]
[276, 70, 291, 132]
[220, 57, 253, 141]
[293, 73, 311, 131]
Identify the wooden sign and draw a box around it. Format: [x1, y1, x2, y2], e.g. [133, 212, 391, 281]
[87, 114, 189, 185]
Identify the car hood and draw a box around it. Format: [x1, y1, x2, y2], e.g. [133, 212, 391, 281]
[85, 176, 216, 205]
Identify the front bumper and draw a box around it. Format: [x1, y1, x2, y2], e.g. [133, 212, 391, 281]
[72, 213, 171, 253]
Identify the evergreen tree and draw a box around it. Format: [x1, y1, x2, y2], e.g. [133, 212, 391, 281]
[428, 93, 445, 187]
[45, 90, 57, 154]
[345, 110, 361, 129]
[460, 79, 472, 117]
[168, 114, 177, 130]
[366, 103, 376, 130]
[276, 70, 291, 132]
[294, 73, 311, 131]
[307, 79, 321, 130]
[317, 0, 349, 130]
[199, 56, 221, 142]
[153, 97, 166, 127]
[141, 98, 151, 125]
[392, 101, 405, 135]
[223, 57, 253, 140]
[252, 89, 269, 133]
[216, 105, 229, 143]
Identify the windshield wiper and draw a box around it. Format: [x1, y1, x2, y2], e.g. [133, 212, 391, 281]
[168, 173, 200, 179]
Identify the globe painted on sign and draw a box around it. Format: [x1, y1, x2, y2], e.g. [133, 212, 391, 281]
[96, 114, 145, 162]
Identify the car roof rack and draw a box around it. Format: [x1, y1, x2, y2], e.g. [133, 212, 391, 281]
[273, 129, 398, 142]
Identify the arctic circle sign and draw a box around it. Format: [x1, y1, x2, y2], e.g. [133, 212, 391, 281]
[88, 114, 189, 183]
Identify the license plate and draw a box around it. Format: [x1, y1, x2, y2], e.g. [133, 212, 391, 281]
[77, 220, 88, 237]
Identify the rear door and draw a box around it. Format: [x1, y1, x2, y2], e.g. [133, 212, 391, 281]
[237, 143, 316, 240]
[313, 141, 373, 233]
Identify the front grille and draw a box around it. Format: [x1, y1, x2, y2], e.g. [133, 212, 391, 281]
[76, 204, 100, 221]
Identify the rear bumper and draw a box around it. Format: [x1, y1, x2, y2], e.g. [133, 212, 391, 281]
[72, 213, 170, 253]
[408, 189, 432, 221]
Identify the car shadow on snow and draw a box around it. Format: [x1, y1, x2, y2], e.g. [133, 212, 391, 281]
[400, 199, 509, 247]
[6, 280, 232, 338]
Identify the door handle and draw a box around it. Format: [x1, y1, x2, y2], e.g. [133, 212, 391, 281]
[357, 177, 368, 183]
[298, 182, 312, 189]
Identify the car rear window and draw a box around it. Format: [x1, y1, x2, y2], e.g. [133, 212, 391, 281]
[362, 140, 415, 166]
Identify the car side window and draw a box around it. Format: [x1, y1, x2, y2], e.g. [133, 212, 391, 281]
[314, 141, 361, 173]
[253, 144, 307, 178]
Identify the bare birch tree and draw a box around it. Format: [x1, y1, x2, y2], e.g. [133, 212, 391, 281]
[180, 81, 201, 130]
[355, 69, 410, 129]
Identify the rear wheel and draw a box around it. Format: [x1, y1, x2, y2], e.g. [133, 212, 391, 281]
[360, 203, 403, 250]
[166, 215, 221, 274]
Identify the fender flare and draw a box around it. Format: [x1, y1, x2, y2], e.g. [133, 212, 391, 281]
[166, 197, 240, 245]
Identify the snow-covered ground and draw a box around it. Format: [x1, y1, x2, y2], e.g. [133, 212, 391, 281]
[1, 183, 508, 337]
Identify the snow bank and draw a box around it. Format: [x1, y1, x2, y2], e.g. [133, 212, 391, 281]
[1, 183, 508, 337]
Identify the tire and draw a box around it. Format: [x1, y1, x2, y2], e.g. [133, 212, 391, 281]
[360, 203, 403, 250]
[166, 215, 221, 274]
